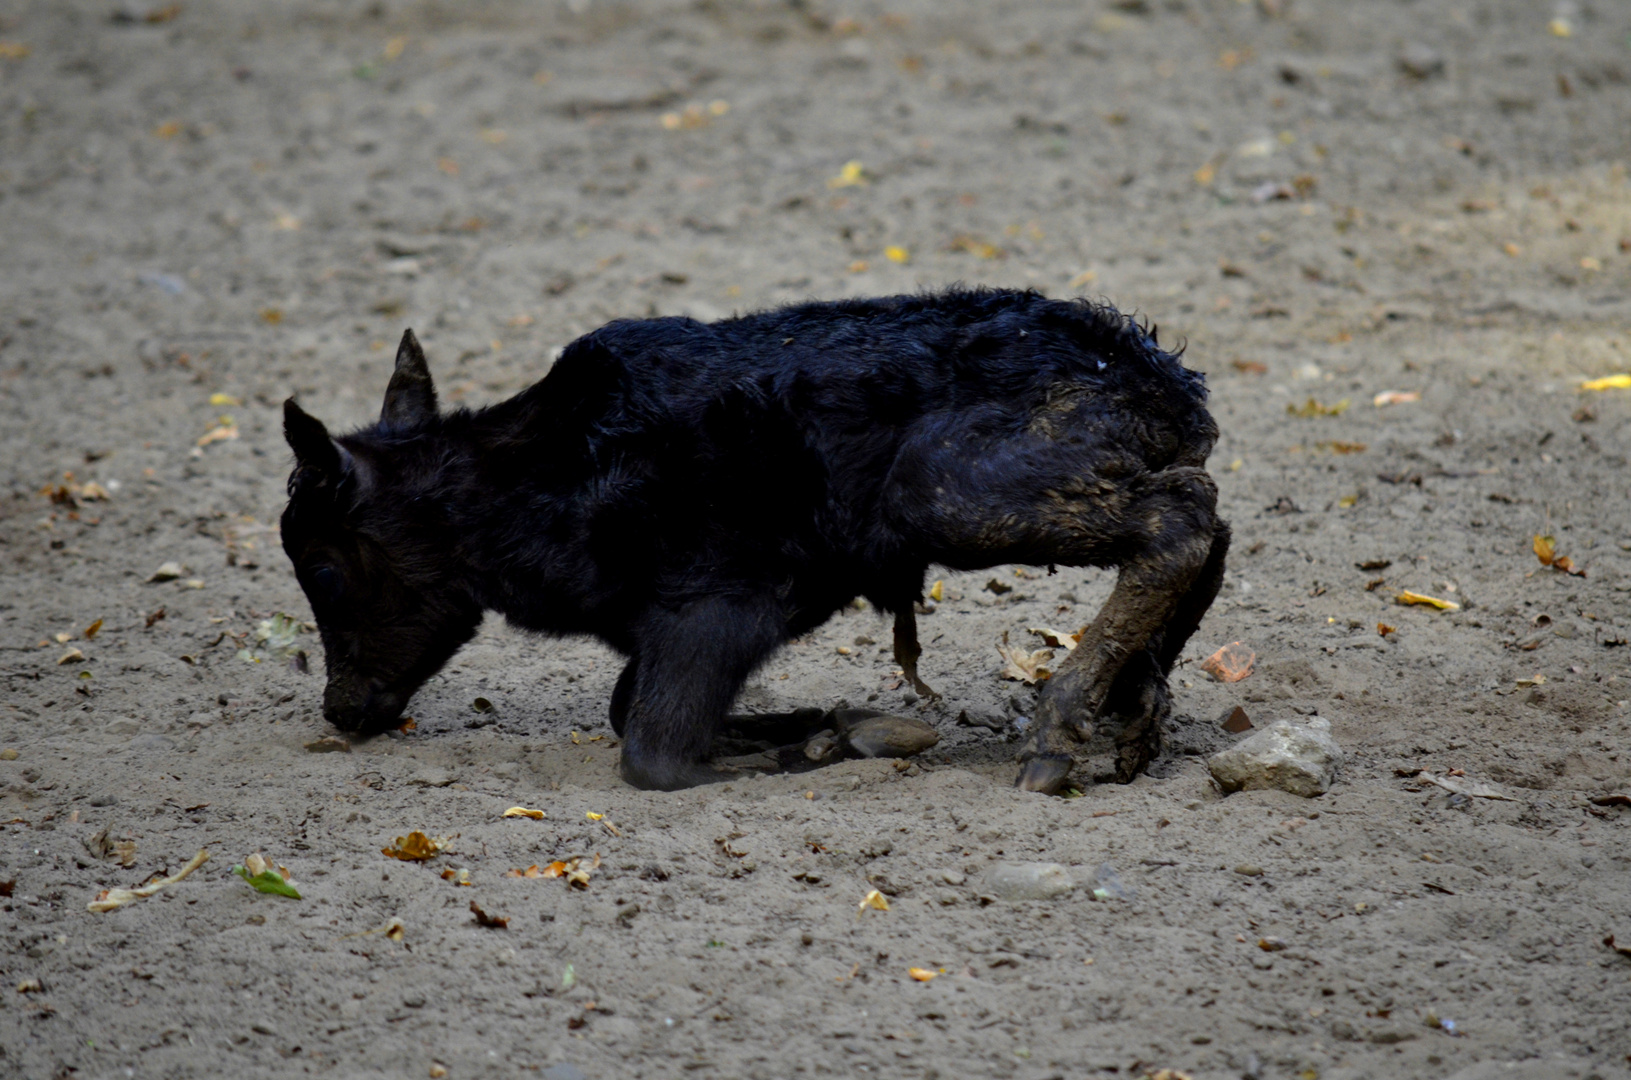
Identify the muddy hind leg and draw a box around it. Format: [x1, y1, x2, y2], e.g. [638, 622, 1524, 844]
[1092, 522, 1231, 783]
[1016, 468, 1223, 794]
[618, 594, 787, 791]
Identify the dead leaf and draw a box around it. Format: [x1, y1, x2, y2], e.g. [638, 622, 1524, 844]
[1377, 623, 1396, 637]
[538, 853, 600, 887]
[196, 419, 239, 447]
[1418, 771, 1517, 801]
[1534, 534, 1558, 566]
[997, 632, 1053, 684]
[1372, 390, 1421, 407]
[907, 967, 939, 982]
[858, 889, 890, 914]
[585, 811, 604, 821]
[1317, 441, 1367, 454]
[502, 806, 546, 820]
[1026, 626, 1082, 650]
[506, 865, 545, 879]
[468, 900, 509, 929]
[827, 160, 868, 188]
[88, 849, 209, 912]
[1287, 397, 1350, 417]
[440, 867, 473, 886]
[1231, 359, 1268, 374]
[1258, 937, 1288, 951]
[1201, 642, 1255, 683]
[950, 235, 1002, 259]
[1581, 374, 1631, 391]
[381, 831, 446, 861]
[57, 648, 85, 666]
[1396, 591, 1460, 611]
[82, 619, 103, 640]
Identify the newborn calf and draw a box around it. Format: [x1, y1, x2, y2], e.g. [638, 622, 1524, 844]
[280, 288, 1228, 792]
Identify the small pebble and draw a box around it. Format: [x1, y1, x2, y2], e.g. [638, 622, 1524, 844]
[1234, 863, 1264, 877]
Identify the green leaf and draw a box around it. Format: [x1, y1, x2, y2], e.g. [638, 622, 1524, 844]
[232, 864, 301, 899]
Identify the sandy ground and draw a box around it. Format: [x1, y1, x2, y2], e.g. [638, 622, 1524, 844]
[3, 1, 1631, 1077]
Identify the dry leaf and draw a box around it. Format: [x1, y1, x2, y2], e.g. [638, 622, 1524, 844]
[950, 235, 1001, 259]
[469, 900, 509, 929]
[1287, 397, 1350, 417]
[196, 419, 239, 447]
[996, 632, 1053, 684]
[57, 648, 85, 666]
[907, 967, 939, 982]
[1417, 771, 1517, 801]
[539, 853, 600, 888]
[1201, 641, 1256, 683]
[827, 160, 868, 189]
[502, 806, 546, 820]
[1377, 623, 1396, 637]
[884, 245, 910, 264]
[928, 579, 943, 602]
[858, 889, 890, 913]
[440, 868, 473, 886]
[88, 849, 209, 912]
[1396, 591, 1460, 612]
[381, 831, 446, 861]
[1068, 269, 1098, 288]
[1026, 626, 1082, 650]
[1372, 390, 1421, 407]
[83, 619, 103, 640]
[506, 865, 544, 879]
[1581, 374, 1631, 391]
[585, 811, 604, 821]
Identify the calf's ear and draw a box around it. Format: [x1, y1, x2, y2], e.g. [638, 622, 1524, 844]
[380, 328, 438, 429]
[284, 398, 343, 480]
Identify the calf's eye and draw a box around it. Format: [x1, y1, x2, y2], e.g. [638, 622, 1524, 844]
[310, 566, 344, 602]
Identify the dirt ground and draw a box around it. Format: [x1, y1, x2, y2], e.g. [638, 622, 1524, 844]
[3, 1, 1631, 1077]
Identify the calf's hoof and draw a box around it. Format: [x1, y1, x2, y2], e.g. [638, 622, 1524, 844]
[619, 755, 733, 792]
[1014, 752, 1074, 795]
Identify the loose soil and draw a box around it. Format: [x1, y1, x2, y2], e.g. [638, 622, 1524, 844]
[2, 2, 1630, 1078]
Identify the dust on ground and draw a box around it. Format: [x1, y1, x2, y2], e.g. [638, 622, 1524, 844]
[2, 2, 1631, 1078]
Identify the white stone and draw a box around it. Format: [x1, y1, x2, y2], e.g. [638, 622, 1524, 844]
[1208, 716, 1342, 797]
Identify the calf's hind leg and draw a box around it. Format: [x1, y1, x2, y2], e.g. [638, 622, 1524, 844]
[617, 594, 787, 791]
[1016, 467, 1223, 795]
[1089, 522, 1231, 784]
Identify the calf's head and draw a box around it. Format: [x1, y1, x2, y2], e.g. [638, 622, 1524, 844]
[281, 330, 482, 735]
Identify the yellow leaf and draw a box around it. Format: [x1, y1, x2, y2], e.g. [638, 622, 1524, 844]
[884, 245, 910, 264]
[928, 579, 943, 602]
[1395, 591, 1460, 612]
[1548, 17, 1572, 37]
[858, 889, 890, 913]
[585, 811, 603, 821]
[907, 967, 939, 982]
[996, 632, 1053, 684]
[381, 831, 446, 861]
[1533, 534, 1557, 567]
[503, 806, 546, 820]
[88, 850, 209, 912]
[828, 160, 868, 189]
[383, 35, 407, 61]
[1027, 626, 1082, 651]
[1286, 397, 1350, 418]
[1581, 374, 1631, 391]
[209, 393, 242, 406]
[1067, 269, 1097, 289]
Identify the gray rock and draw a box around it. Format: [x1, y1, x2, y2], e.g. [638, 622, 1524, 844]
[1208, 716, 1342, 797]
[982, 861, 1075, 901]
[838, 714, 940, 759]
[127, 734, 175, 754]
[409, 767, 455, 788]
[541, 1064, 588, 1080]
[803, 733, 839, 763]
[1399, 42, 1445, 79]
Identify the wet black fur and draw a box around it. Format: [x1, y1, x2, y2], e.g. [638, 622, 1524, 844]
[281, 288, 1225, 791]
